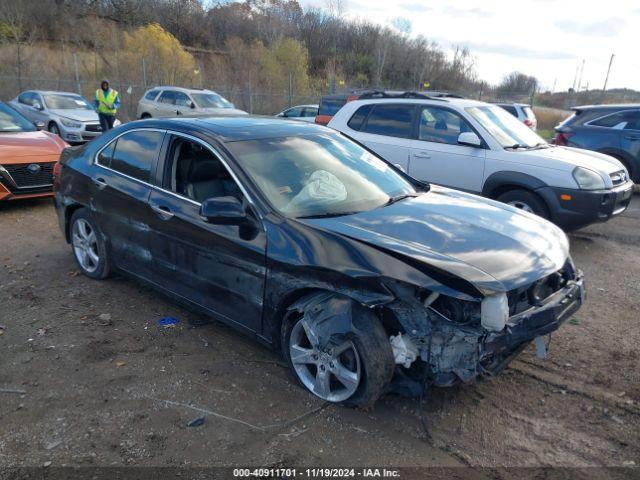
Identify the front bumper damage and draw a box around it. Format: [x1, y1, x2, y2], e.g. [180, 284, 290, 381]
[390, 270, 585, 388]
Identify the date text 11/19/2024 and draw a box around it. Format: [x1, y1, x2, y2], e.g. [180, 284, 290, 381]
[233, 468, 401, 478]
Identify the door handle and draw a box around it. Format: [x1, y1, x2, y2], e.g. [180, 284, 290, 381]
[624, 135, 640, 141]
[93, 177, 107, 190]
[414, 152, 431, 159]
[150, 204, 174, 219]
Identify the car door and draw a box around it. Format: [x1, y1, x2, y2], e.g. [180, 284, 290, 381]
[408, 105, 486, 192]
[146, 133, 267, 333]
[92, 129, 166, 277]
[619, 110, 640, 168]
[174, 92, 194, 117]
[349, 103, 415, 170]
[155, 90, 177, 117]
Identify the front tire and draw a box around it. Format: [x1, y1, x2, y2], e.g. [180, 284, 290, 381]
[69, 209, 111, 279]
[497, 189, 550, 220]
[48, 122, 61, 136]
[282, 294, 394, 407]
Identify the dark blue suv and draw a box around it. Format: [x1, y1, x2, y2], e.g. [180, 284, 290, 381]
[554, 104, 640, 182]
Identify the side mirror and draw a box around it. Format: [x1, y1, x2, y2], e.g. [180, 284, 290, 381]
[34, 121, 45, 131]
[190, 101, 196, 109]
[458, 131, 482, 148]
[33, 102, 43, 111]
[200, 196, 246, 225]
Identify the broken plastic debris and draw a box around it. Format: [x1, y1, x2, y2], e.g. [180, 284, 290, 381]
[186, 416, 205, 427]
[534, 336, 547, 359]
[569, 318, 581, 325]
[115, 361, 126, 368]
[158, 317, 179, 327]
[389, 333, 418, 368]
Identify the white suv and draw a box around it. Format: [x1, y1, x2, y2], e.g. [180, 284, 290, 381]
[328, 94, 634, 230]
[137, 86, 247, 119]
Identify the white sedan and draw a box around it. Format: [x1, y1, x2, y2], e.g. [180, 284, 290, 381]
[275, 104, 319, 123]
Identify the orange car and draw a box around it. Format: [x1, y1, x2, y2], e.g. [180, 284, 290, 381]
[0, 102, 67, 201]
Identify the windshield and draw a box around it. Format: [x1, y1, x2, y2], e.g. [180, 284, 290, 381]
[0, 103, 36, 133]
[227, 133, 418, 218]
[191, 92, 234, 109]
[43, 94, 93, 110]
[467, 105, 545, 148]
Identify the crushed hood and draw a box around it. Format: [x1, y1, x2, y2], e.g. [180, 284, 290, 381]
[49, 108, 99, 123]
[300, 186, 569, 294]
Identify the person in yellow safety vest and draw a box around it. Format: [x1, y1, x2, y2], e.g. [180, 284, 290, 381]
[94, 79, 121, 132]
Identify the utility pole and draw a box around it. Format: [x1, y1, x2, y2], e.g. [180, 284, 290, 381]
[142, 58, 147, 89]
[571, 64, 579, 91]
[601, 53, 615, 102]
[288, 72, 293, 108]
[577, 59, 585, 91]
[73, 53, 81, 94]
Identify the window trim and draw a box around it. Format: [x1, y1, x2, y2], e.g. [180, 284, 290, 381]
[93, 128, 258, 211]
[585, 109, 640, 129]
[416, 104, 488, 148]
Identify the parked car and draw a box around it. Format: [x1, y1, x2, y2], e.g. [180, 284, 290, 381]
[328, 93, 633, 231]
[10, 90, 105, 144]
[496, 102, 537, 130]
[553, 104, 640, 183]
[275, 104, 318, 122]
[53, 116, 584, 406]
[137, 87, 247, 119]
[0, 102, 67, 201]
[316, 90, 460, 125]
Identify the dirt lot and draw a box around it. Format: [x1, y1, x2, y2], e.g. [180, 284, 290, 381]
[1, 196, 639, 474]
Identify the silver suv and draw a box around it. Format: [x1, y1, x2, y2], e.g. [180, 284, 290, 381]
[137, 86, 247, 119]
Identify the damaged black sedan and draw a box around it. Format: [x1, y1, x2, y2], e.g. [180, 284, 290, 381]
[53, 117, 584, 406]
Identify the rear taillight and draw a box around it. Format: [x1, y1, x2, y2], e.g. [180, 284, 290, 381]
[553, 132, 575, 146]
[523, 119, 534, 128]
[346, 95, 359, 102]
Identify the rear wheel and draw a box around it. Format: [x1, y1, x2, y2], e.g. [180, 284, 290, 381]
[70, 209, 111, 279]
[282, 294, 394, 407]
[140, 113, 151, 119]
[497, 189, 550, 219]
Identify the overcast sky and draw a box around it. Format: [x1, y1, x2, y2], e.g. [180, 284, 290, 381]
[299, 0, 640, 91]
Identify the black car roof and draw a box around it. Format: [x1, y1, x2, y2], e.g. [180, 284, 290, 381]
[127, 116, 332, 142]
[573, 103, 640, 111]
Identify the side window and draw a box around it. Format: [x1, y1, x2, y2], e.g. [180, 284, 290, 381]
[362, 104, 414, 138]
[623, 111, 640, 131]
[499, 105, 518, 116]
[97, 140, 117, 167]
[302, 107, 317, 118]
[144, 90, 160, 101]
[175, 92, 191, 107]
[158, 91, 176, 104]
[590, 112, 628, 129]
[18, 93, 31, 105]
[347, 104, 373, 131]
[164, 135, 241, 203]
[284, 107, 302, 117]
[418, 106, 473, 145]
[110, 130, 164, 183]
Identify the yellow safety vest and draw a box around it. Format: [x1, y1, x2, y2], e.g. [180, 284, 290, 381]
[96, 88, 118, 115]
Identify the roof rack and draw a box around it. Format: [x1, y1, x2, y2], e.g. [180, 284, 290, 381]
[357, 90, 464, 101]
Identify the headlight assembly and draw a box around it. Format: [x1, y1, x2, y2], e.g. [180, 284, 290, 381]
[481, 293, 509, 331]
[572, 166, 605, 190]
[59, 117, 83, 129]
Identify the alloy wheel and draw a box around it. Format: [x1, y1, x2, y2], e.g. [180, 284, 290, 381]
[72, 218, 100, 273]
[508, 200, 534, 213]
[289, 318, 361, 402]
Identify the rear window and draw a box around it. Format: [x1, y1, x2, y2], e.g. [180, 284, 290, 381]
[347, 105, 372, 131]
[318, 98, 347, 116]
[362, 104, 415, 139]
[523, 106, 536, 120]
[590, 112, 629, 128]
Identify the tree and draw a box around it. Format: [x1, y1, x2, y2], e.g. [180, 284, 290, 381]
[123, 23, 196, 86]
[496, 71, 539, 99]
[261, 37, 310, 96]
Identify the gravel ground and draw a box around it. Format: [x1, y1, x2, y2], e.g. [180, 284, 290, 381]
[1, 196, 639, 474]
